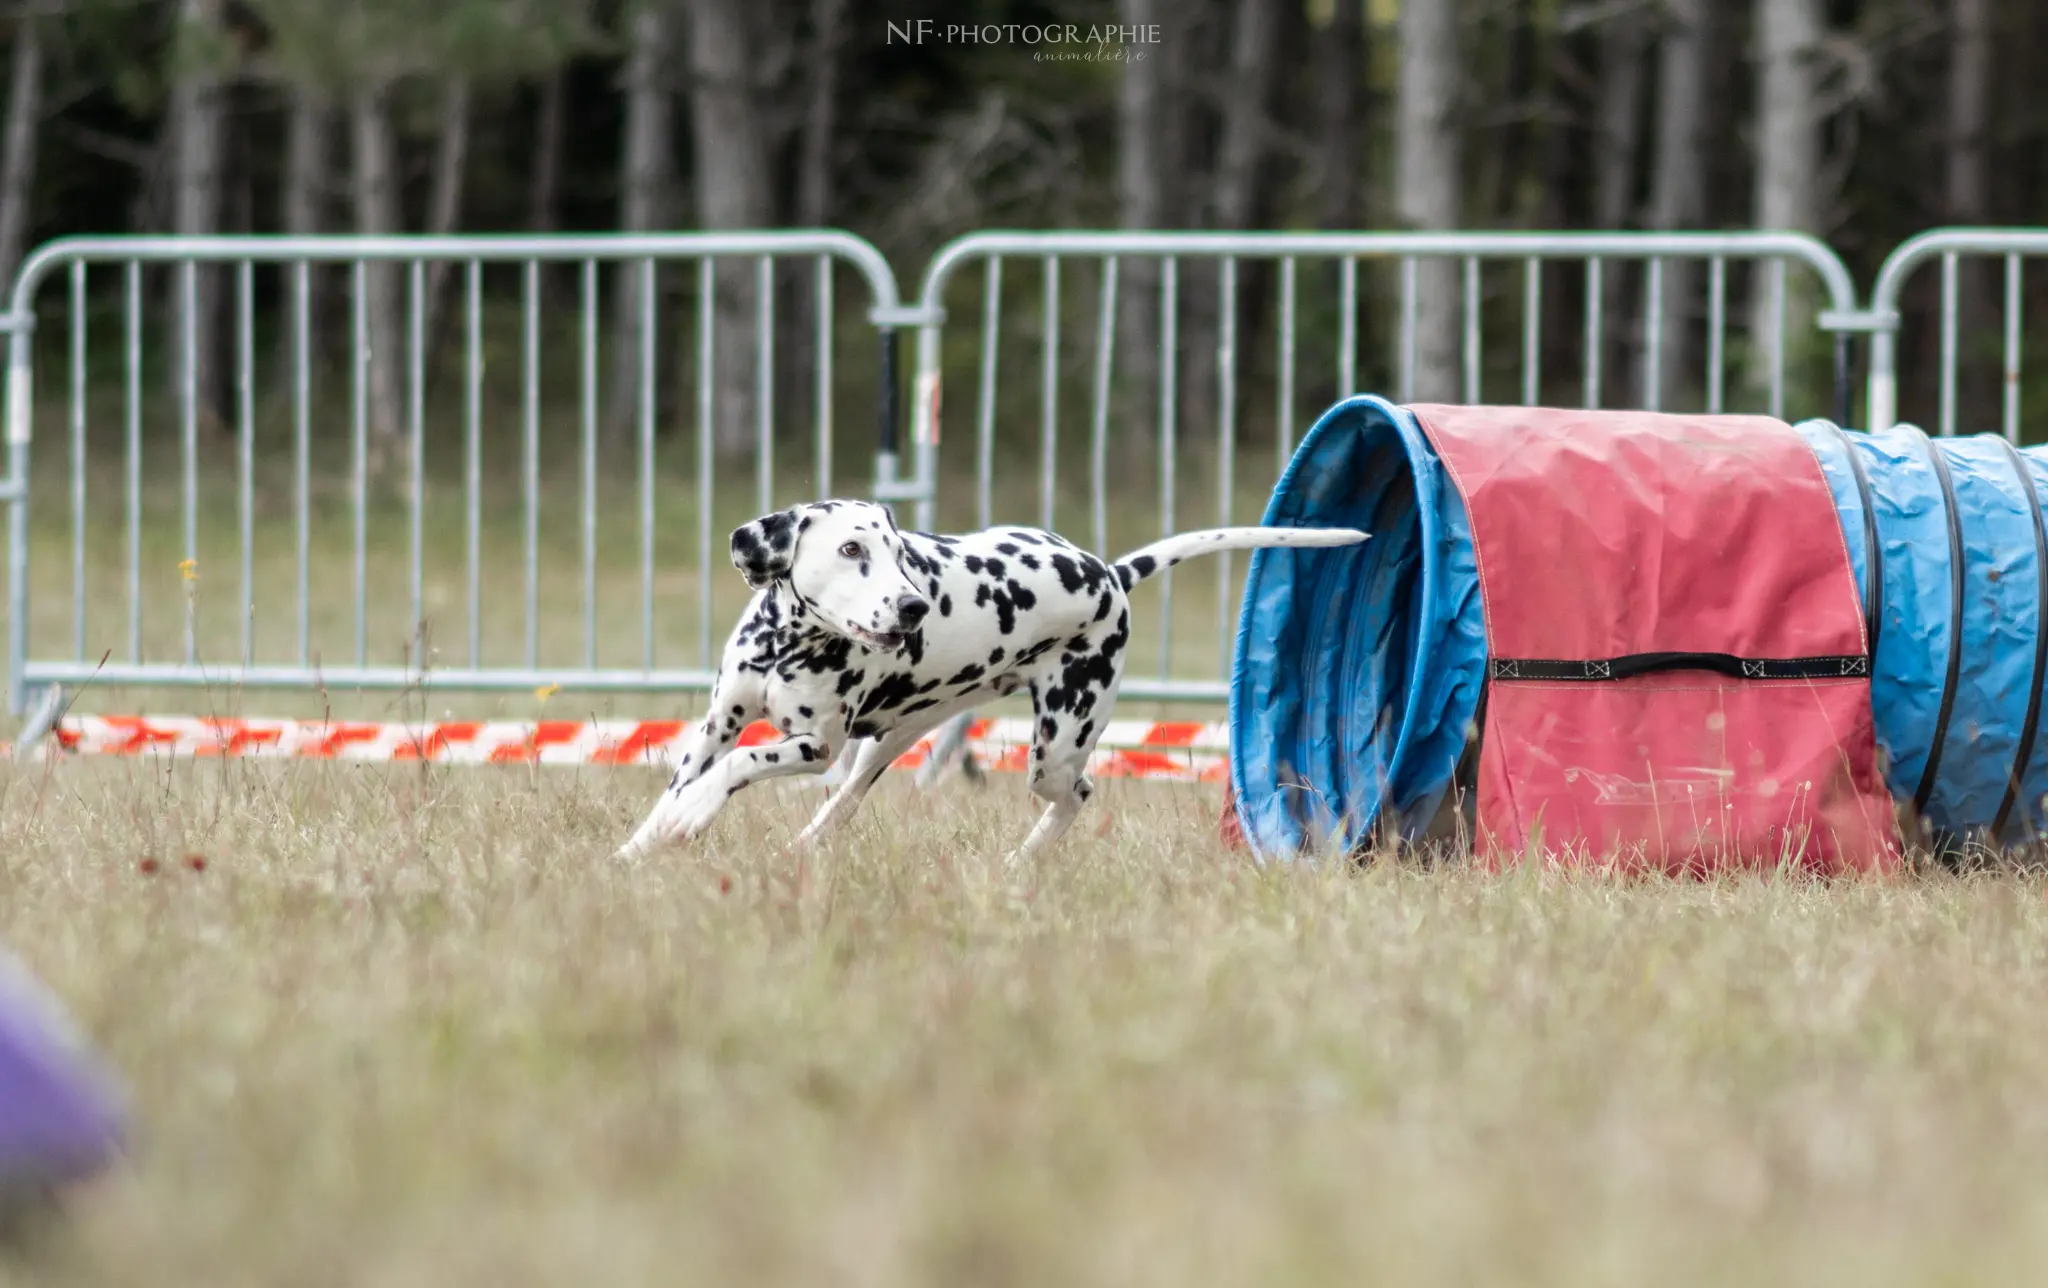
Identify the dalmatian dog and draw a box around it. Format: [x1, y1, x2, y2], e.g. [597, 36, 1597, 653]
[615, 500, 1367, 865]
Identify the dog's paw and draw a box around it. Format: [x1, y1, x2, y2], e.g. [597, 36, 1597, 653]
[662, 781, 729, 841]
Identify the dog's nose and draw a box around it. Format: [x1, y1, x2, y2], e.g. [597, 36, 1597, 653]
[897, 595, 930, 626]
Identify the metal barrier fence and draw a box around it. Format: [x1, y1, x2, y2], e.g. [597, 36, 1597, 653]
[904, 230, 1860, 702]
[8, 224, 2043, 718]
[0, 232, 905, 714]
[1865, 228, 2048, 437]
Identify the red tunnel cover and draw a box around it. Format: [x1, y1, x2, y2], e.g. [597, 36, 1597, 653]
[1410, 404, 1901, 875]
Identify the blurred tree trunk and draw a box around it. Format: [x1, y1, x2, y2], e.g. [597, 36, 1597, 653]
[1213, 0, 1279, 231]
[168, 0, 227, 430]
[608, 1, 676, 442]
[0, 10, 43, 292]
[277, 84, 330, 398]
[1315, 0, 1364, 231]
[1116, 0, 1164, 421]
[791, 0, 846, 478]
[1649, 0, 1709, 406]
[528, 70, 565, 232]
[796, 0, 844, 227]
[1594, 8, 1647, 403]
[1947, 0, 1990, 426]
[422, 75, 471, 375]
[1749, 0, 1821, 396]
[688, 0, 775, 458]
[350, 74, 403, 449]
[1397, 0, 1461, 401]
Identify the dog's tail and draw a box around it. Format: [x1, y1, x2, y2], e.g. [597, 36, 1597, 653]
[1110, 526, 1368, 591]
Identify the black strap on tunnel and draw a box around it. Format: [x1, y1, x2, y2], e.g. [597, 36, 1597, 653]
[1992, 436, 2048, 841]
[1826, 422, 1884, 658]
[1489, 652, 1869, 682]
[1911, 428, 1968, 819]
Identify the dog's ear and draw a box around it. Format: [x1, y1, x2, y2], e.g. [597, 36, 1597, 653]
[730, 507, 803, 589]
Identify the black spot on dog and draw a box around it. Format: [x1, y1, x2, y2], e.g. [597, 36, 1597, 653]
[1019, 554, 1040, 571]
[798, 742, 820, 762]
[939, 594, 953, 617]
[947, 663, 986, 686]
[730, 704, 744, 716]
[1038, 716, 1057, 742]
[850, 719, 879, 739]
[964, 555, 985, 574]
[780, 718, 793, 733]
[988, 646, 1005, 665]
[1094, 591, 1113, 622]
[1050, 554, 1088, 594]
[837, 669, 865, 696]
[1075, 719, 1094, 746]
[1006, 581, 1036, 610]
[765, 752, 780, 765]
[798, 705, 813, 718]
[858, 672, 921, 717]
[903, 698, 939, 716]
[983, 557, 1006, 578]
[1127, 555, 1156, 580]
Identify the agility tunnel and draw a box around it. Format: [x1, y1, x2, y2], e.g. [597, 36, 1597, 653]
[1229, 394, 2048, 869]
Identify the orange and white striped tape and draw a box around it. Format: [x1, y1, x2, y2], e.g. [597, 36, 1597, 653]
[26, 715, 1233, 783]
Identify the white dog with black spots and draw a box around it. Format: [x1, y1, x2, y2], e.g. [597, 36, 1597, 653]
[616, 500, 1366, 864]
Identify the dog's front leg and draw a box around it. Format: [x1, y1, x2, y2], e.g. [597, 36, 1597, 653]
[616, 711, 747, 859]
[793, 712, 958, 849]
[630, 733, 836, 850]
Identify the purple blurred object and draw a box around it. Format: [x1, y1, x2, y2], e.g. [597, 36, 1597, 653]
[0, 951, 125, 1189]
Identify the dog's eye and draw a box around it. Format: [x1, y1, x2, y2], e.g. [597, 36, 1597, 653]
[839, 541, 863, 559]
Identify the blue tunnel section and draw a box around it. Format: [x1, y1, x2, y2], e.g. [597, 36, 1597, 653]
[1228, 396, 1486, 859]
[1800, 422, 2048, 848]
[1229, 398, 2048, 860]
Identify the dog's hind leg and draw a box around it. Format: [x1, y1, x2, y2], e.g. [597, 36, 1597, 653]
[913, 711, 982, 790]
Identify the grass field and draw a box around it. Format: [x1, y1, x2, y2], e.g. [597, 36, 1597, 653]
[4, 756, 2048, 1286]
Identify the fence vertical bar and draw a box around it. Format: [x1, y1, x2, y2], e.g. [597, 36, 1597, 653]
[464, 259, 481, 669]
[1939, 252, 1958, 437]
[126, 262, 141, 663]
[1398, 257, 1417, 403]
[407, 260, 424, 660]
[1338, 257, 1357, 396]
[1461, 256, 1481, 403]
[180, 261, 198, 664]
[582, 259, 599, 668]
[645, 260, 664, 671]
[1157, 257, 1178, 676]
[351, 261, 367, 669]
[975, 257, 1002, 530]
[1089, 257, 1117, 557]
[238, 260, 255, 666]
[694, 260, 713, 670]
[294, 263, 310, 665]
[1769, 259, 1787, 422]
[756, 256, 774, 516]
[68, 262, 84, 659]
[523, 259, 540, 667]
[1643, 258, 1664, 412]
[1040, 255, 1060, 531]
[1521, 258, 1540, 406]
[1216, 257, 1238, 674]
[1277, 256, 1297, 465]
[2004, 254, 2023, 445]
[1583, 259, 1603, 410]
[1706, 257, 1726, 414]
[814, 255, 832, 498]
